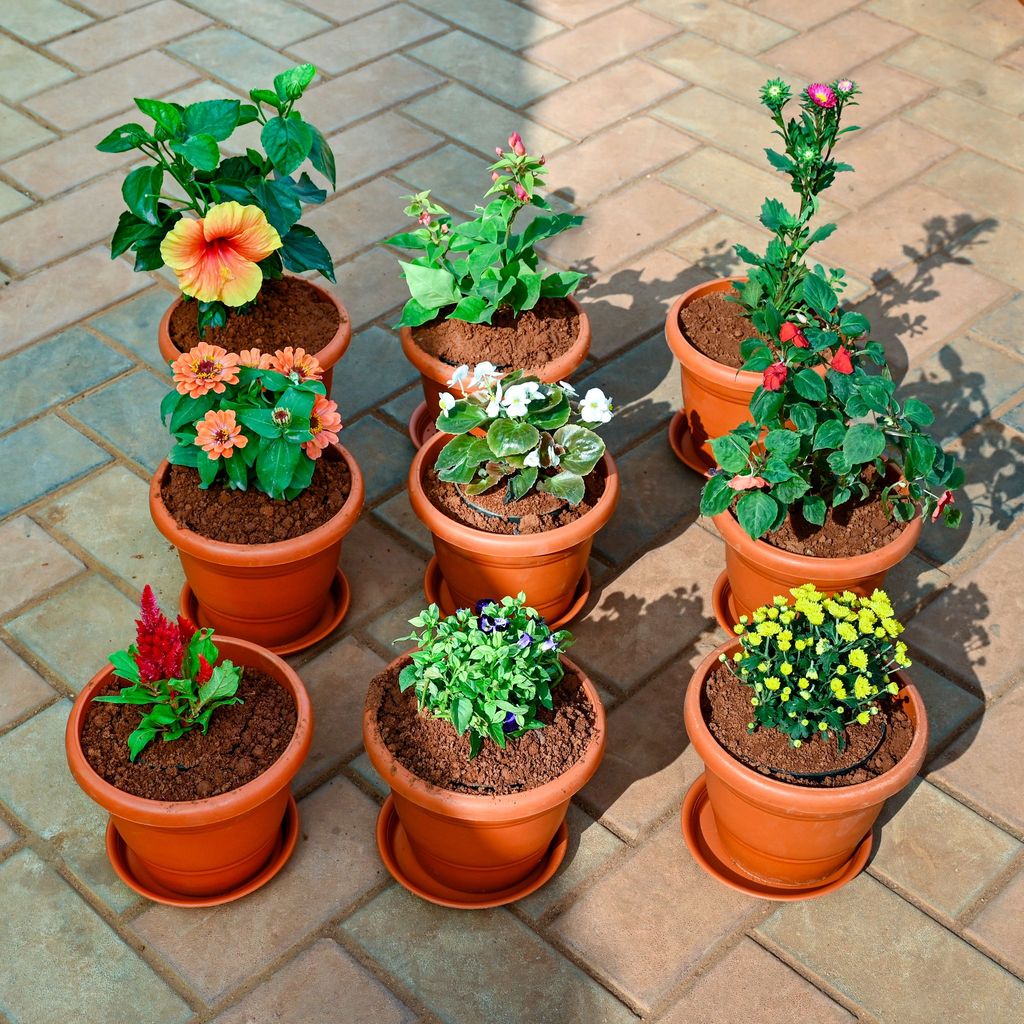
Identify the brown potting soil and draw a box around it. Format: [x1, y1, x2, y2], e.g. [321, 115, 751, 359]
[161, 457, 351, 544]
[370, 661, 595, 795]
[681, 291, 766, 370]
[701, 663, 913, 788]
[168, 277, 343, 357]
[411, 297, 579, 369]
[424, 463, 605, 535]
[81, 669, 297, 801]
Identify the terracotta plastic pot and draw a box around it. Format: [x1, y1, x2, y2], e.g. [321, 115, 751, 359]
[684, 640, 927, 889]
[363, 653, 605, 899]
[408, 431, 618, 624]
[400, 296, 591, 448]
[66, 636, 313, 899]
[711, 506, 922, 630]
[149, 442, 364, 653]
[157, 277, 352, 394]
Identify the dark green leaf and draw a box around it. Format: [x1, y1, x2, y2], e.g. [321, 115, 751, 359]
[256, 436, 301, 497]
[843, 423, 886, 465]
[903, 398, 934, 426]
[508, 467, 538, 500]
[792, 367, 827, 402]
[261, 115, 313, 176]
[171, 133, 220, 171]
[96, 122, 150, 153]
[750, 386, 785, 426]
[802, 494, 826, 525]
[555, 423, 605, 475]
[736, 490, 779, 539]
[764, 429, 801, 462]
[803, 274, 837, 318]
[121, 165, 162, 225]
[700, 473, 733, 517]
[197, 450, 219, 487]
[839, 311, 870, 337]
[710, 434, 751, 474]
[110, 210, 160, 258]
[538, 471, 585, 505]
[812, 418, 846, 451]
[249, 176, 302, 235]
[487, 418, 540, 458]
[183, 99, 240, 141]
[308, 126, 336, 189]
[280, 224, 334, 281]
[436, 400, 488, 435]
[135, 97, 181, 135]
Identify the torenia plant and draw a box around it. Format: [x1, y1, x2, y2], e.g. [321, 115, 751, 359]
[385, 132, 584, 327]
[160, 343, 342, 499]
[99, 64, 336, 334]
[434, 364, 613, 506]
[396, 593, 573, 758]
[725, 584, 912, 750]
[96, 586, 242, 760]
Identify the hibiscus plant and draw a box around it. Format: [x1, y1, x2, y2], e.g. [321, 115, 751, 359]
[434, 364, 613, 507]
[160, 342, 341, 499]
[395, 593, 573, 758]
[96, 586, 242, 760]
[98, 63, 336, 334]
[385, 132, 584, 328]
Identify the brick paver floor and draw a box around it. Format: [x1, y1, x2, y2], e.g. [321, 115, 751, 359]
[1, 1, 1023, 1021]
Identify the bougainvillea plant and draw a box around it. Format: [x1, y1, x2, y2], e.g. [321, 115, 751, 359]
[95, 586, 242, 760]
[433, 364, 612, 506]
[160, 342, 341, 499]
[98, 63, 336, 334]
[724, 584, 911, 750]
[384, 132, 584, 328]
[396, 593, 573, 758]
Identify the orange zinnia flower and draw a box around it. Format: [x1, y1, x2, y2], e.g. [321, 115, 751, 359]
[194, 409, 248, 460]
[304, 395, 342, 459]
[160, 202, 282, 307]
[238, 348, 272, 369]
[171, 342, 240, 398]
[269, 347, 322, 382]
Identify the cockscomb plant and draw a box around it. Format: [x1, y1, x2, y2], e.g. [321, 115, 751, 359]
[433, 363, 613, 507]
[160, 341, 342, 499]
[99, 63, 336, 334]
[95, 586, 242, 760]
[385, 132, 584, 328]
[396, 593, 573, 758]
[724, 584, 912, 750]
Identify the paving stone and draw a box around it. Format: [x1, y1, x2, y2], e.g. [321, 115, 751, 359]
[294, 637, 385, 790]
[212, 938, 414, 1024]
[339, 415, 410, 503]
[299, 0, 387, 19]
[638, 0, 793, 52]
[0, 102, 55, 160]
[757, 872, 1024, 1022]
[1000, 402, 1024, 435]
[926, 153, 1024, 229]
[660, 937, 854, 1023]
[905, 90, 1024, 171]
[967, 865, 1024, 977]
[0, 815, 17, 851]
[348, 750, 387, 796]
[411, 0, 562, 50]
[342, 519, 427, 629]
[326, 112, 440, 193]
[331, 325, 421, 419]
[668, 212, 770, 279]
[0, 0, 91, 42]
[379, 383, 425, 432]
[0, 515, 83, 618]
[89, 288, 174, 372]
[0, 849, 190, 1023]
[186, 0, 330, 46]
[751, 0, 862, 28]
[865, 0, 1024, 60]
[132, 776, 384, 1002]
[394, 143, 492, 214]
[167, 27, 294, 90]
[330, 248, 410, 330]
[0, 641, 55, 729]
[0, 34, 75, 101]
[971, 293, 1024, 355]
[960, 218, 1024, 291]
[362, 591, 430, 656]
[371, 492, 432, 555]
[526, 0, 626, 24]
[0, 177, 32, 220]
[344, 886, 636, 1024]
[844, 59, 937, 128]
[7, 573, 138, 691]
[883, 551, 949, 619]
[655, 86, 772, 168]
[304, 177, 410, 262]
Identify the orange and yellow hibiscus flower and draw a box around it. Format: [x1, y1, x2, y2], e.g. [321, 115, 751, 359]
[160, 202, 282, 307]
[194, 409, 248, 460]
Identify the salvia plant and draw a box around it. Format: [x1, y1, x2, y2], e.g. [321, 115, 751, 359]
[99, 63, 336, 334]
[385, 132, 584, 328]
[434, 363, 613, 507]
[725, 584, 912, 750]
[160, 342, 341, 499]
[396, 593, 573, 758]
[96, 586, 242, 760]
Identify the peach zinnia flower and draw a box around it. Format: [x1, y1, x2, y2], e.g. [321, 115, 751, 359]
[160, 202, 282, 307]
[304, 395, 341, 460]
[238, 348, 272, 369]
[269, 347, 322, 382]
[194, 409, 248, 460]
[172, 342, 240, 398]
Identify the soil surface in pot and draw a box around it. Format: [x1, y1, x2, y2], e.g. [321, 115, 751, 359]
[702, 663, 913, 788]
[425, 463, 605, 536]
[168, 277, 343, 357]
[371, 661, 595, 795]
[82, 669, 297, 801]
[161, 457, 351, 544]
[681, 291, 766, 370]
[411, 297, 579, 369]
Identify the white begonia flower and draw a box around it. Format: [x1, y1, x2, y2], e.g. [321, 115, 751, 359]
[523, 449, 541, 468]
[579, 387, 613, 424]
[557, 380, 577, 397]
[438, 392, 456, 414]
[502, 382, 541, 409]
[471, 361, 499, 384]
[485, 380, 503, 418]
[447, 364, 470, 390]
[503, 395, 530, 418]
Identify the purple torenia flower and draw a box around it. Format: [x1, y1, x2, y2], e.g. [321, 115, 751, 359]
[541, 635, 560, 652]
[502, 712, 518, 732]
[475, 598, 495, 615]
[517, 632, 533, 649]
[806, 82, 837, 109]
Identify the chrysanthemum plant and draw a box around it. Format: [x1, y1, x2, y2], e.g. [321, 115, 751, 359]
[96, 586, 242, 760]
[99, 63, 336, 335]
[160, 342, 341, 499]
[396, 593, 572, 758]
[434, 364, 613, 506]
[725, 584, 912, 750]
[385, 132, 584, 328]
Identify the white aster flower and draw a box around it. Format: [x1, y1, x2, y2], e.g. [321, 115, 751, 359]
[523, 449, 541, 468]
[438, 392, 456, 414]
[579, 387, 613, 424]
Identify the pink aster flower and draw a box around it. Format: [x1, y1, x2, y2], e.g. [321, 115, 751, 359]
[807, 82, 837, 109]
[836, 79, 855, 94]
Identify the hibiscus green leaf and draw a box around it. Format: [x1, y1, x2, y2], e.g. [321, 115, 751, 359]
[183, 99, 239, 141]
[280, 224, 334, 281]
[308, 126, 336, 189]
[700, 473, 733, 517]
[843, 423, 886, 465]
[261, 115, 314, 176]
[249, 177, 302, 236]
[736, 490, 779, 539]
[96, 122, 153, 154]
[487, 418, 540, 458]
[110, 210, 161, 258]
[171, 133, 220, 172]
[121, 166, 163, 226]
[135, 97, 181, 135]
[273, 64, 317, 103]
[793, 367, 827, 402]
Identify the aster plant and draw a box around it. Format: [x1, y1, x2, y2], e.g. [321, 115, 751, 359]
[160, 342, 342, 499]
[396, 593, 573, 758]
[96, 586, 242, 760]
[385, 132, 584, 328]
[98, 63, 336, 335]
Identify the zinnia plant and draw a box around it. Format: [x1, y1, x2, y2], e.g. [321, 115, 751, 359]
[99, 63, 335, 334]
[385, 132, 584, 327]
[96, 586, 242, 760]
[396, 593, 573, 758]
[434, 364, 612, 506]
[724, 584, 912, 750]
[160, 342, 342, 499]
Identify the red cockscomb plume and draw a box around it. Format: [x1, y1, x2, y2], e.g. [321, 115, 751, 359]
[196, 655, 214, 685]
[133, 585, 185, 684]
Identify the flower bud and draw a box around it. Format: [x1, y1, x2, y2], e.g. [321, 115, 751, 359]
[495, 146, 504, 157]
[418, 211, 432, 227]
[491, 171, 501, 181]
[513, 182, 529, 202]
[508, 131, 526, 156]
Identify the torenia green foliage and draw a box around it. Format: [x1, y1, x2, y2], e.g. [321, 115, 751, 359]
[726, 584, 912, 751]
[396, 594, 573, 759]
[385, 132, 584, 327]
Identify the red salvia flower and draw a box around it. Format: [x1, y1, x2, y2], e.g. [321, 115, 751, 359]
[762, 362, 788, 392]
[830, 346, 854, 374]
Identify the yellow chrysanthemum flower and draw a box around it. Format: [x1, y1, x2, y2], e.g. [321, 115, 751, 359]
[856, 711, 871, 725]
[854, 677, 871, 700]
[780, 663, 793, 676]
[757, 621, 780, 637]
[837, 622, 858, 643]
[848, 648, 868, 671]
[764, 677, 781, 691]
